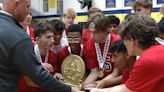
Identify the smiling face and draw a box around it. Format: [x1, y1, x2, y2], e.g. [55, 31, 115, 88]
[67, 32, 81, 53]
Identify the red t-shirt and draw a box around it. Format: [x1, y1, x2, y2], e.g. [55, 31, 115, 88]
[19, 50, 58, 92]
[83, 33, 120, 77]
[29, 27, 35, 40]
[82, 28, 91, 44]
[121, 57, 135, 83]
[27, 27, 35, 45]
[125, 44, 164, 92]
[121, 68, 129, 84]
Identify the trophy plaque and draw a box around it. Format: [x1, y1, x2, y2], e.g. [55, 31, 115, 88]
[61, 55, 85, 88]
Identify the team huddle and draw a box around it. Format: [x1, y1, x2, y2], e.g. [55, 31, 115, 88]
[0, 0, 164, 92]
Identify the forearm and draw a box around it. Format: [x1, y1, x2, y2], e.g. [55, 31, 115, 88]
[91, 84, 133, 92]
[104, 75, 122, 87]
[101, 68, 121, 87]
[83, 71, 99, 86]
[103, 68, 120, 80]
[30, 66, 71, 92]
[106, 84, 133, 92]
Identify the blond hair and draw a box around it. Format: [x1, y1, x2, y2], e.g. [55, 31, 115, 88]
[88, 7, 102, 16]
[63, 8, 76, 18]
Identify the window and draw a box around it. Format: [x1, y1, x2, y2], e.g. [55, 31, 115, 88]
[124, 0, 136, 7]
[106, 0, 116, 8]
[157, 0, 164, 4]
[57, 0, 63, 14]
[43, 0, 49, 12]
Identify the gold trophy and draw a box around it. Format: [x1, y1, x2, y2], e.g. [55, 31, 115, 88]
[61, 55, 85, 88]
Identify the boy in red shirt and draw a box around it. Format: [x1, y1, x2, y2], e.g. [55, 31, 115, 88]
[91, 14, 164, 92]
[49, 19, 68, 53]
[62, 8, 76, 45]
[82, 7, 102, 44]
[85, 40, 135, 89]
[19, 22, 62, 92]
[107, 15, 121, 38]
[83, 14, 120, 89]
[57, 24, 83, 72]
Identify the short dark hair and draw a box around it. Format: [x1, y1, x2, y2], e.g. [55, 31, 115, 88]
[110, 40, 127, 54]
[120, 14, 158, 49]
[49, 19, 65, 33]
[107, 15, 120, 26]
[133, 0, 152, 11]
[67, 24, 82, 36]
[34, 22, 55, 38]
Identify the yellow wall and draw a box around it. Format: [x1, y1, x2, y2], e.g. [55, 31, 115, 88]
[74, 12, 163, 23]
[49, 0, 56, 9]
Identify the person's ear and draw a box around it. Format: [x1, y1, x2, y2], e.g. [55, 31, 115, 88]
[131, 39, 135, 47]
[146, 8, 151, 15]
[35, 37, 40, 44]
[15, 0, 20, 7]
[133, 39, 140, 49]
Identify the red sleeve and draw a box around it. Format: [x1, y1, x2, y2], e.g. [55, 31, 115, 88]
[48, 50, 58, 74]
[125, 59, 158, 92]
[29, 27, 35, 38]
[110, 33, 121, 45]
[82, 28, 91, 44]
[121, 68, 129, 84]
[56, 46, 69, 72]
[83, 39, 98, 69]
[29, 27, 35, 45]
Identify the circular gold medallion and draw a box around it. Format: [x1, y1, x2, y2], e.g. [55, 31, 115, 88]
[98, 70, 104, 78]
[61, 55, 85, 87]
